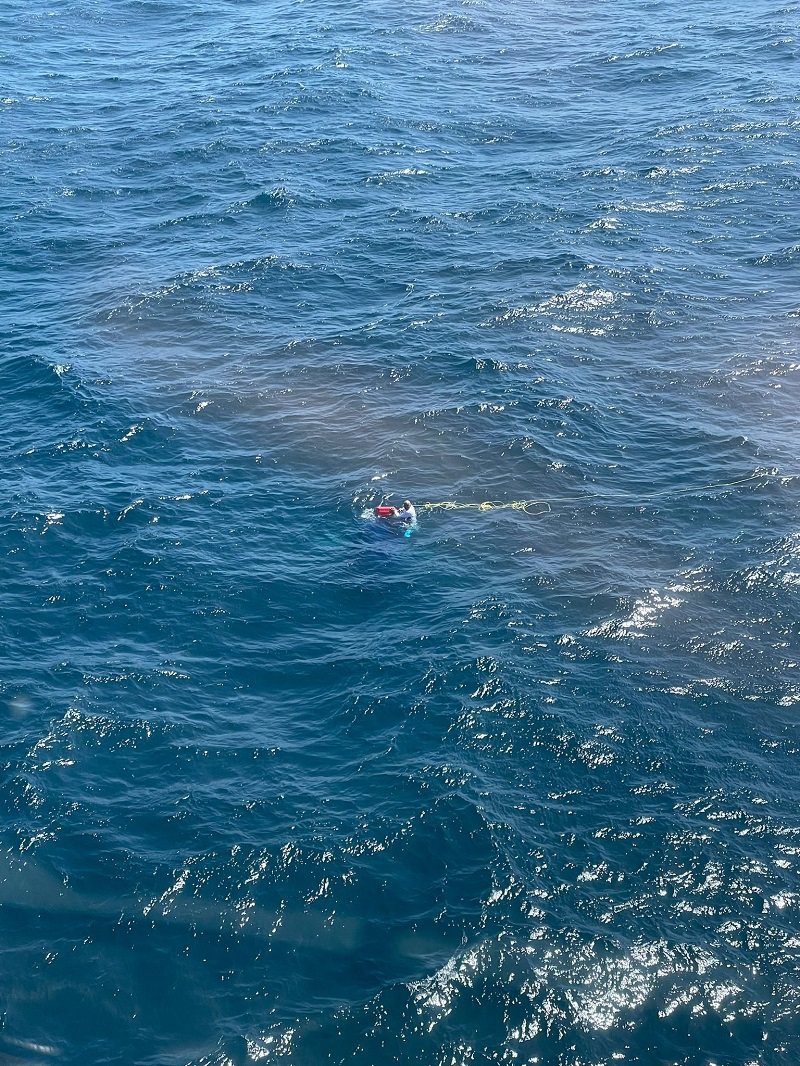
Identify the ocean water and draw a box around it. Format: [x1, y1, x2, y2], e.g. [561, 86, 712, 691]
[2, 0, 800, 1063]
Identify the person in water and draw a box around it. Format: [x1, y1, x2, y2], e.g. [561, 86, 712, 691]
[393, 500, 416, 523]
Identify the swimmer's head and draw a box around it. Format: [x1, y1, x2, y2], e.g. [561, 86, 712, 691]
[403, 500, 411, 509]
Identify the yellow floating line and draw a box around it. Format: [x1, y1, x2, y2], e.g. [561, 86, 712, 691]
[420, 472, 796, 516]
[422, 500, 551, 515]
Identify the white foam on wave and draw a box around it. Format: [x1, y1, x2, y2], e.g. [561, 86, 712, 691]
[484, 283, 622, 333]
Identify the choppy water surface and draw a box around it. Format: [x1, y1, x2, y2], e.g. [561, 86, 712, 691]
[2, 0, 800, 1063]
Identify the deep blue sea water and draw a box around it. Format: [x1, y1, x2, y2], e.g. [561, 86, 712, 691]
[2, 0, 800, 1063]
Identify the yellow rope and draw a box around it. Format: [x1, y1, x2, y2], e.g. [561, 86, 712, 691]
[420, 471, 796, 516]
[422, 499, 551, 514]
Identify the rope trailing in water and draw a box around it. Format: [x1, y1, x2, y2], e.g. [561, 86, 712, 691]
[422, 499, 552, 515]
[420, 471, 797, 516]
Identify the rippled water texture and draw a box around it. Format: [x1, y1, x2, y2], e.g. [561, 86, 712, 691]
[2, 0, 800, 1063]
